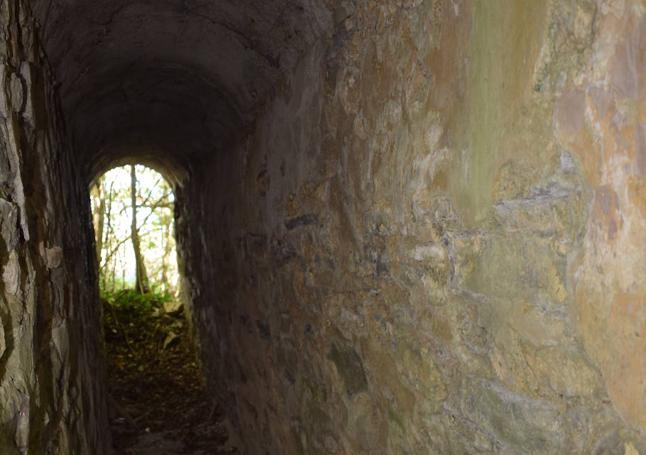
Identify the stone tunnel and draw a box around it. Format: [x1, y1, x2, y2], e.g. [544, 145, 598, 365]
[1, 0, 645, 453]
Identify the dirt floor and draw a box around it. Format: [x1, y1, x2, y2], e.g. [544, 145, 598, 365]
[103, 292, 235, 455]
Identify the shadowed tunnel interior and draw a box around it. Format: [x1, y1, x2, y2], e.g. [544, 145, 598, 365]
[1, 0, 646, 454]
[35, 0, 330, 179]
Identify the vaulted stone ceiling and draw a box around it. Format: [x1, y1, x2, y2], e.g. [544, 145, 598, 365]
[32, 0, 333, 176]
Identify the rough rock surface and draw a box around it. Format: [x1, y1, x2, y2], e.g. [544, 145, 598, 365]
[186, 1, 646, 453]
[0, 0, 644, 454]
[0, 1, 110, 453]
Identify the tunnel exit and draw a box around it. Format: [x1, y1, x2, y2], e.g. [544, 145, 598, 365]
[90, 165, 228, 453]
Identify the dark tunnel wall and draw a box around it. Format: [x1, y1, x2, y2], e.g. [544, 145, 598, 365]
[32, 0, 334, 174]
[0, 1, 110, 453]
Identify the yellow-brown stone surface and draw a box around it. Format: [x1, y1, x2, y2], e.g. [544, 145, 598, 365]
[564, 1, 646, 432]
[187, 0, 646, 452]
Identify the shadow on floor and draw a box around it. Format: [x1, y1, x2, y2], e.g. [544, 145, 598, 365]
[103, 292, 236, 454]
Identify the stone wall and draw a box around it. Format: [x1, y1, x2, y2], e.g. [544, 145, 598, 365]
[0, 2, 110, 453]
[3, 0, 641, 453]
[192, 0, 646, 453]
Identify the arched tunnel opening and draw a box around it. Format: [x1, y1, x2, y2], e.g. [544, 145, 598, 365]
[1, 1, 646, 454]
[90, 164, 225, 452]
[90, 165, 178, 295]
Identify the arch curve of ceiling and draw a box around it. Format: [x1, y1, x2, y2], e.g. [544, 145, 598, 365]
[33, 0, 334, 174]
